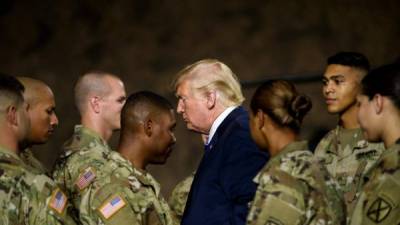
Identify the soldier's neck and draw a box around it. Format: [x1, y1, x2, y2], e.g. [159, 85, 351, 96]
[118, 138, 147, 170]
[81, 117, 112, 141]
[339, 105, 360, 129]
[267, 129, 297, 157]
[0, 135, 19, 155]
[382, 115, 400, 148]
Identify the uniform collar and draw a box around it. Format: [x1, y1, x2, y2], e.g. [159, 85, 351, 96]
[0, 145, 24, 165]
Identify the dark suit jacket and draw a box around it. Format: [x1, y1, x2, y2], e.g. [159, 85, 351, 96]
[181, 106, 269, 225]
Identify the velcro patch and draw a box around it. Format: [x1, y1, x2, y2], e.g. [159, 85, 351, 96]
[98, 195, 126, 219]
[48, 188, 67, 214]
[75, 167, 96, 191]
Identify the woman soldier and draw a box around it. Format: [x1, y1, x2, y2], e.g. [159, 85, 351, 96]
[350, 63, 400, 225]
[247, 80, 345, 225]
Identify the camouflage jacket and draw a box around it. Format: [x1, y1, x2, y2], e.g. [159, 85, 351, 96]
[53, 125, 176, 225]
[168, 172, 194, 222]
[52, 125, 115, 224]
[89, 153, 177, 225]
[0, 146, 77, 225]
[247, 141, 345, 225]
[350, 141, 400, 225]
[314, 126, 384, 215]
[20, 147, 48, 175]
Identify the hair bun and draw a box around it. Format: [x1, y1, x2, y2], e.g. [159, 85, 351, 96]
[289, 94, 312, 120]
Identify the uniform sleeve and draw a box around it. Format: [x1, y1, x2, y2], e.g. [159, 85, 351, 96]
[89, 181, 142, 225]
[350, 171, 400, 225]
[246, 168, 307, 225]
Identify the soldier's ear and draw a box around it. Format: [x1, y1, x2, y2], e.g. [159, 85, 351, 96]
[89, 96, 101, 113]
[256, 110, 265, 129]
[373, 94, 384, 114]
[143, 118, 153, 137]
[5, 105, 18, 126]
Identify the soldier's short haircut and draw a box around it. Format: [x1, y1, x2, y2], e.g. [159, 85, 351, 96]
[0, 74, 25, 112]
[17, 77, 51, 106]
[362, 62, 400, 108]
[121, 91, 173, 133]
[327, 52, 370, 72]
[74, 71, 120, 113]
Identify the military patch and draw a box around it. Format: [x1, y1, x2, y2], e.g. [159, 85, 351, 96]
[75, 167, 96, 191]
[98, 195, 126, 219]
[355, 149, 378, 160]
[48, 188, 67, 214]
[367, 197, 392, 223]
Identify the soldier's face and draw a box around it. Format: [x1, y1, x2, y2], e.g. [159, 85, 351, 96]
[101, 77, 126, 131]
[176, 80, 211, 134]
[357, 94, 382, 142]
[27, 87, 58, 144]
[322, 64, 362, 115]
[149, 110, 176, 164]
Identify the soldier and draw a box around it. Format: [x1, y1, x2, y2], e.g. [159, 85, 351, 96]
[315, 52, 384, 216]
[52, 71, 126, 224]
[86, 91, 178, 225]
[247, 80, 345, 225]
[350, 63, 400, 225]
[0, 74, 77, 224]
[17, 77, 59, 174]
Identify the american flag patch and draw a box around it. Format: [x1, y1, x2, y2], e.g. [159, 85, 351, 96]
[98, 195, 126, 219]
[75, 167, 96, 190]
[48, 188, 67, 214]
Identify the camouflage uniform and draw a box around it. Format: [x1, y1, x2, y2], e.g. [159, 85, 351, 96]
[52, 125, 114, 224]
[315, 126, 384, 216]
[20, 148, 48, 174]
[0, 146, 77, 225]
[168, 172, 194, 221]
[247, 141, 345, 225]
[350, 140, 400, 225]
[53, 125, 176, 225]
[91, 152, 177, 225]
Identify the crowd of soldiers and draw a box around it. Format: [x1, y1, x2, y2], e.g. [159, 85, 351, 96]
[0, 51, 399, 225]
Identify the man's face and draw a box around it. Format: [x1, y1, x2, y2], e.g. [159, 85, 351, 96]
[149, 109, 177, 164]
[27, 88, 58, 144]
[101, 77, 126, 131]
[176, 80, 210, 133]
[357, 94, 381, 142]
[322, 64, 363, 114]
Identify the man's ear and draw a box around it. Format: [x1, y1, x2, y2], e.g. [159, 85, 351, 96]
[373, 94, 384, 114]
[6, 105, 18, 126]
[143, 118, 153, 137]
[89, 96, 101, 113]
[206, 91, 216, 109]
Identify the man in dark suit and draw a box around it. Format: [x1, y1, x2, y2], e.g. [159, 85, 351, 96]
[174, 59, 269, 225]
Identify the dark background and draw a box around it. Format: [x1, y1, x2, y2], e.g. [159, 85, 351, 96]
[1, 0, 399, 196]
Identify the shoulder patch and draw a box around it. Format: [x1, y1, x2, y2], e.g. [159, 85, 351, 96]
[98, 195, 127, 219]
[75, 167, 96, 191]
[48, 188, 67, 214]
[367, 197, 392, 223]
